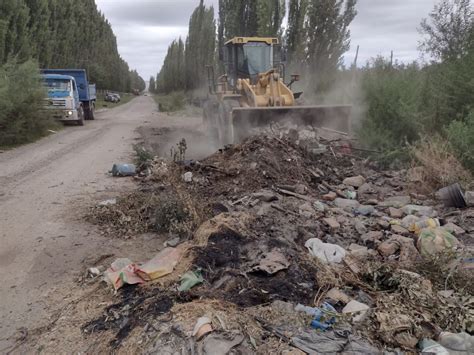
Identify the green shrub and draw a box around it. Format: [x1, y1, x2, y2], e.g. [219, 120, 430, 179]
[0, 59, 56, 146]
[446, 111, 474, 173]
[357, 52, 473, 171]
[421, 52, 474, 132]
[358, 58, 424, 154]
[155, 91, 186, 112]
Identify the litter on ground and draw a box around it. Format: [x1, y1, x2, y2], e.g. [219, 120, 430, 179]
[47, 130, 474, 353]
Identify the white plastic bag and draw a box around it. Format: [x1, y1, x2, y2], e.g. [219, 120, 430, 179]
[305, 238, 346, 263]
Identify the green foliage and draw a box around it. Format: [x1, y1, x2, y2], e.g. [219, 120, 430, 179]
[185, 1, 216, 91]
[421, 51, 474, 130]
[153, 195, 189, 234]
[149, 76, 156, 93]
[157, 1, 216, 94]
[419, 0, 473, 61]
[0, 59, 57, 146]
[303, 0, 357, 93]
[256, 0, 286, 37]
[218, 0, 259, 41]
[358, 52, 473, 171]
[129, 70, 146, 92]
[156, 38, 186, 93]
[155, 92, 186, 112]
[446, 111, 474, 172]
[218, 0, 286, 50]
[358, 58, 424, 152]
[133, 144, 154, 167]
[286, 0, 308, 67]
[0, 0, 144, 92]
[358, 0, 473, 172]
[285, 0, 357, 91]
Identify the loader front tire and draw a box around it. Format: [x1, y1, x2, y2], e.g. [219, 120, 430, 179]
[203, 99, 219, 143]
[217, 100, 240, 145]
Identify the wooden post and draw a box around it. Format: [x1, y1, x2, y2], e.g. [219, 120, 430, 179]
[353, 45, 360, 68]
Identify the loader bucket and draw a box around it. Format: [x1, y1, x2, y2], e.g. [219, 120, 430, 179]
[231, 105, 352, 143]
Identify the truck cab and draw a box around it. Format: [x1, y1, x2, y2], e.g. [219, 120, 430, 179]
[41, 69, 96, 126]
[43, 74, 84, 125]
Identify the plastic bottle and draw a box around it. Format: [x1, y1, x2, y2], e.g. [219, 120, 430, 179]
[295, 303, 321, 316]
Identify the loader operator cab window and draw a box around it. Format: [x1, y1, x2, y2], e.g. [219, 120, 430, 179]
[236, 42, 272, 79]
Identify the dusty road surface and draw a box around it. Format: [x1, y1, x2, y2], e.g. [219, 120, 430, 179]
[0, 96, 202, 349]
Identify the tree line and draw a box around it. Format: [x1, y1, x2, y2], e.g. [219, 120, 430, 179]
[0, 0, 145, 92]
[0, 0, 146, 147]
[150, 0, 356, 95]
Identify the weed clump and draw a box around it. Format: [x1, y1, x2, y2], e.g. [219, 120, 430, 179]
[411, 136, 472, 189]
[152, 195, 193, 238]
[155, 91, 186, 112]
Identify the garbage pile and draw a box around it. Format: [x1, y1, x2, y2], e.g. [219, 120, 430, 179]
[85, 132, 473, 353]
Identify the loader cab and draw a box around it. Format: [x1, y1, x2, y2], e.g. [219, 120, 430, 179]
[222, 37, 282, 88]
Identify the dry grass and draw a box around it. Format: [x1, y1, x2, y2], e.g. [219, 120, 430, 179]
[412, 136, 472, 190]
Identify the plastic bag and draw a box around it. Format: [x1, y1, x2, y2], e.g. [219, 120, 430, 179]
[136, 247, 182, 281]
[305, 238, 346, 263]
[417, 227, 459, 256]
[178, 270, 203, 291]
[104, 258, 144, 291]
[111, 163, 136, 177]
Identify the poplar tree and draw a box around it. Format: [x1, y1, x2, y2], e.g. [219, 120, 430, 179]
[185, 1, 216, 91]
[0, 0, 145, 92]
[256, 0, 286, 37]
[286, 0, 308, 67]
[304, 0, 357, 93]
[149, 76, 155, 93]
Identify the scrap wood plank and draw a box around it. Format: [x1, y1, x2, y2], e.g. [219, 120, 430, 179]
[274, 187, 312, 202]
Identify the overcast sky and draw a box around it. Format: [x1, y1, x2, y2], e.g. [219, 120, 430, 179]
[95, 0, 438, 80]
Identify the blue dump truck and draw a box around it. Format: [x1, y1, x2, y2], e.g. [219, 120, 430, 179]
[41, 69, 96, 126]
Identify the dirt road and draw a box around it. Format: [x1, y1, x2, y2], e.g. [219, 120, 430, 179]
[0, 96, 170, 346]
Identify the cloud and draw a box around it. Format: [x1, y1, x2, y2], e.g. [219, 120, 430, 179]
[95, 0, 438, 79]
[344, 0, 437, 65]
[96, 0, 217, 79]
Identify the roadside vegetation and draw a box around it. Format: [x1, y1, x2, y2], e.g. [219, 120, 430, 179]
[153, 92, 186, 113]
[358, 0, 473, 177]
[0, 59, 59, 147]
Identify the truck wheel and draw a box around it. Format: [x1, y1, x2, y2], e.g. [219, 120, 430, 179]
[77, 107, 85, 126]
[89, 103, 95, 120]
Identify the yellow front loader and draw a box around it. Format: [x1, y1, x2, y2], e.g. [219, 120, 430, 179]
[203, 37, 351, 144]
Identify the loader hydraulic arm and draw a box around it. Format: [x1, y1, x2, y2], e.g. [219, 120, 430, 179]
[236, 69, 295, 108]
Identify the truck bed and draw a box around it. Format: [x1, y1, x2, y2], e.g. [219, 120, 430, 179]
[41, 69, 95, 102]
